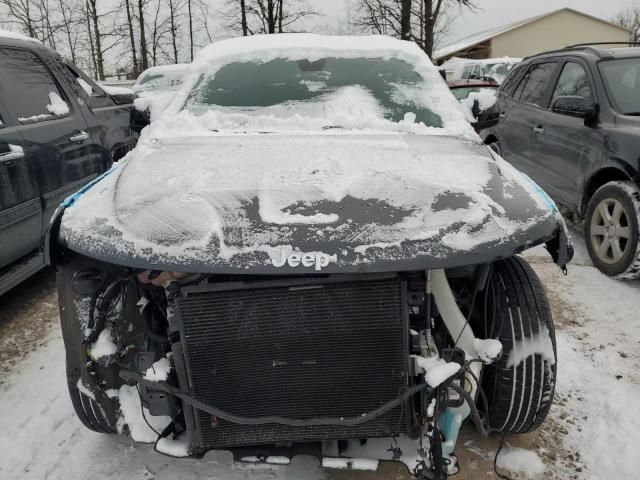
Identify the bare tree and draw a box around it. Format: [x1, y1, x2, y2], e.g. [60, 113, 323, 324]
[168, 0, 181, 62]
[225, 0, 314, 35]
[240, 0, 249, 35]
[356, 0, 475, 58]
[612, 7, 640, 43]
[85, 0, 106, 79]
[148, 0, 170, 65]
[0, 0, 41, 38]
[123, 0, 139, 75]
[187, 0, 193, 60]
[137, 0, 149, 70]
[57, 0, 81, 63]
[196, 0, 215, 44]
[400, 0, 410, 40]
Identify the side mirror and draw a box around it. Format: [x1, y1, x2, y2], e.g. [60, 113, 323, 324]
[110, 92, 136, 105]
[551, 96, 598, 121]
[471, 99, 481, 118]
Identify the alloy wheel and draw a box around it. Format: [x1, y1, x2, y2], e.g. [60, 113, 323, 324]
[590, 198, 631, 264]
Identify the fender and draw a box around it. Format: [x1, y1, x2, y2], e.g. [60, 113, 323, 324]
[43, 166, 121, 266]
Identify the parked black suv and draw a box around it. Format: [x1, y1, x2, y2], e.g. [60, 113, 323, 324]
[0, 32, 140, 295]
[480, 44, 640, 278]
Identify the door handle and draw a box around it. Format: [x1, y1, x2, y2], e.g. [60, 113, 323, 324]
[499, 111, 507, 118]
[69, 131, 89, 143]
[0, 144, 24, 162]
[533, 125, 545, 134]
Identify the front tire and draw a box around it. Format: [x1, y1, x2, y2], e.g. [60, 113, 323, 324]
[480, 256, 556, 434]
[66, 360, 118, 433]
[58, 257, 120, 434]
[585, 181, 640, 279]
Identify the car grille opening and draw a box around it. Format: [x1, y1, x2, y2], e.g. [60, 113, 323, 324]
[173, 276, 410, 449]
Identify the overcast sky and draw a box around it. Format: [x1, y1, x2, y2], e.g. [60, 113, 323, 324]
[310, 0, 639, 46]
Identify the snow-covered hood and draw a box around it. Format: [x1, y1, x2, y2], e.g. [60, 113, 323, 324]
[59, 134, 564, 273]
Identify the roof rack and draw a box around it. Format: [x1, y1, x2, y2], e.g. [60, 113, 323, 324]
[524, 42, 639, 61]
[566, 42, 640, 48]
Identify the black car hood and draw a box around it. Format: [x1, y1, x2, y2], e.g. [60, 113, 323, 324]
[58, 134, 568, 273]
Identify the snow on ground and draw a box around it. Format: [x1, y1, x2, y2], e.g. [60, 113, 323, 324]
[0, 226, 639, 479]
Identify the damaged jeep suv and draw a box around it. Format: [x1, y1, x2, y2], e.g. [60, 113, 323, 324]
[49, 35, 572, 478]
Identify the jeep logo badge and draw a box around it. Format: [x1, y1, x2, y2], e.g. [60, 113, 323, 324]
[271, 251, 335, 271]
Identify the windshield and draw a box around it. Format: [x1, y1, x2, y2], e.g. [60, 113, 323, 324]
[599, 58, 640, 115]
[482, 63, 516, 83]
[134, 70, 185, 92]
[184, 57, 444, 129]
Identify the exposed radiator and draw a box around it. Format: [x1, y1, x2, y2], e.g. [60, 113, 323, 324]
[174, 276, 410, 449]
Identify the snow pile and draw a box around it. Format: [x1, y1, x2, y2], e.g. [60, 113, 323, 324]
[134, 90, 176, 121]
[133, 63, 189, 94]
[413, 355, 460, 387]
[0, 29, 40, 43]
[155, 434, 190, 457]
[89, 329, 117, 359]
[46, 92, 70, 116]
[117, 385, 171, 443]
[76, 379, 96, 400]
[102, 85, 134, 96]
[459, 88, 497, 121]
[473, 338, 502, 363]
[496, 446, 545, 479]
[77, 78, 93, 95]
[144, 356, 172, 381]
[181, 85, 438, 135]
[322, 458, 379, 471]
[506, 325, 555, 368]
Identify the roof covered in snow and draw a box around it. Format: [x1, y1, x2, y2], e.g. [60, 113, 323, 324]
[434, 8, 632, 60]
[136, 63, 191, 78]
[196, 33, 432, 64]
[0, 29, 40, 43]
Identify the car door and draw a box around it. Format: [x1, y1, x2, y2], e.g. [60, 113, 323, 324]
[63, 62, 139, 166]
[0, 46, 103, 233]
[531, 59, 598, 207]
[0, 98, 43, 269]
[496, 61, 559, 181]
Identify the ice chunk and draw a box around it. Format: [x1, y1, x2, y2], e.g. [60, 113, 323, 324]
[459, 88, 497, 121]
[155, 434, 190, 457]
[473, 338, 503, 363]
[413, 355, 461, 387]
[77, 78, 93, 95]
[322, 457, 379, 471]
[90, 329, 117, 359]
[46, 92, 70, 116]
[507, 326, 555, 368]
[496, 446, 545, 478]
[117, 385, 171, 443]
[144, 356, 172, 382]
[76, 379, 95, 400]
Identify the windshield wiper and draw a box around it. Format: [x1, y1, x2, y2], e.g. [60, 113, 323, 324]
[322, 125, 344, 130]
[623, 112, 640, 116]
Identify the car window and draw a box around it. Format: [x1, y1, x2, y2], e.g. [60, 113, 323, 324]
[514, 62, 557, 107]
[501, 64, 525, 96]
[0, 47, 71, 124]
[552, 62, 593, 102]
[66, 64, 114, 109]
[462, 64, 475, 79]
[599, 57, 640, 115]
